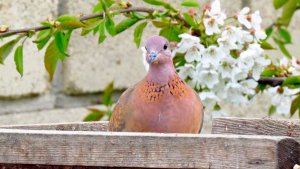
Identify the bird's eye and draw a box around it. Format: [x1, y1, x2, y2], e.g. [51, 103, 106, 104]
[163, 44, 168, 50]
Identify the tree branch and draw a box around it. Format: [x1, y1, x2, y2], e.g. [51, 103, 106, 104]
[257, 77, 285, 87]
[0, 6, 189, 38]
[0, 7, 161, 37]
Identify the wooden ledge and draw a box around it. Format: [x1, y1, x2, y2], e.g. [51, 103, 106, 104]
[0, 121, 109, 131]
[0, 129, 298, 168]
[212, 117, 300, 142]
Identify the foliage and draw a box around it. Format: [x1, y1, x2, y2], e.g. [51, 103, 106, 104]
[0, 0, 300, 118]
[83, 82, 114, 121]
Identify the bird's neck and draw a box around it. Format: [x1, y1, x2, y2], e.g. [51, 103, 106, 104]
[146, 62, 177, 84]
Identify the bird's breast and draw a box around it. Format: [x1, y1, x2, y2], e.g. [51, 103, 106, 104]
[125, 75, 201, 133]
[139, 75, 187, 103]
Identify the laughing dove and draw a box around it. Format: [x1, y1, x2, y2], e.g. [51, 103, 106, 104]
[108, 36, 204, 133]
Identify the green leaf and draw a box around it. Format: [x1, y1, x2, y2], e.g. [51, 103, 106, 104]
[0, 39, 18, 64]
[265, 27, 273, 39]
[57, 15, 78, 22]
[173, 53, 186, 67]
[14, 45, 23, 76]
[56, 15, 84, 30]
[257, 84, 267, 92]
[34, 29, 52, 50]
[84, 19, 103, 32]
[152, 20, 170, 28]
[102, 82, 114, 106]
[93, 2, 104, 13]
[102, 0, 114, 9]
[44, 40, 64, 80]
[34, 29, 51, 43]
[159, 26, 181, 42]
[273, 38, 292, 58]
[268, 105, 276, 116]
[277, 0, 297, 26]
[54, 32, 69, 58]
[105, 17, 115, 36]
[283, 76, 300, 87]
[181, 0, 200, 7]
[115, 18, 139, 34]
[40, 21, 52, 27]
[81, 19, 102, 36]
[98, 21, 106, 44]
[83, 108, 106, 121]
[273, 0, 288, 9]
[143, 0, 176, 11]
[183, 13, 198, 28]
[290, 94, 300, 117]
[278, 27, 292, 44]
[260, 68, 275, 77]
[134, 22, 147, 47]
[59, 21, 85, 30]
[132, 12, 146, 19]
[64, 30, 72, 50]
[260, 41, 275, 50]
[143, 0, 165, 6]
[81, 29, 92, 36]
[37, 35, 51, 50]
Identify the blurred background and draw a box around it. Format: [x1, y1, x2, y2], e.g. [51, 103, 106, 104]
[0, 0, 299, 133]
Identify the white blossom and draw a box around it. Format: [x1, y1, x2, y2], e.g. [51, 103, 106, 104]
[177, 64, 195, 79]
[238, 49, 256, 71]
[202, 45, 225, 68]
[198, 69, 219, 89]
[225, 82, 248, 104]
[252, 57, 271, 80]
[237, 7, 251, 29]
[253, 28, 267, 40]
[199, 91, 220, 109]
[203, 17, 221, 35]
[218, 56, 239, 80]
[184, 43, 205, 62]
[251, 11, 262, 28]
[267, 87, 300, 116]
[290, 57, 300, 75]
[278, 57, 300, 76]
[175, 34, 200, 53]
[170, 1, 273, 116]
[203, 0, 226, 35]
[240, 79, 258, 95]
[206, 0, 226, 25]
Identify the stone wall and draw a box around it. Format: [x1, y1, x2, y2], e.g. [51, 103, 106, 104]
[0, 0, 299, 127]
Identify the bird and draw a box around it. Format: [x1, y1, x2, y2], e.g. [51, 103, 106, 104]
[108, 35, 204, 133]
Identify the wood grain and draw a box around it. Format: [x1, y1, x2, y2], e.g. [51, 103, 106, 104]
[0, 121, 108, 131]
[0, 129, 298, 169]
[212, 117, 300, 143]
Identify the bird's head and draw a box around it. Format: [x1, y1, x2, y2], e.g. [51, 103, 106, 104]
[145, 35, 172, 65]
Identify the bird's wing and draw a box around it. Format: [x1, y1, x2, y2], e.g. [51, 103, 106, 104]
[192, 89, 204, 133]
[108, 85, 135, 131]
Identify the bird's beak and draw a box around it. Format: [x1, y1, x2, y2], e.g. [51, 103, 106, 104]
[149, 51, 157, 64]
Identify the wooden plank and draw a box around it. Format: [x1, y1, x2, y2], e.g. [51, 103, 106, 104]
[0, 164, 157, 169]
[0, 121, 108, 131]
[212, 117, 300, 143]
[0, 129, 298, 169]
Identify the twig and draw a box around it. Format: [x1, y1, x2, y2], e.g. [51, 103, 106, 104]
[0, 6, 187, 38]
[257, 77, 286, 87]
